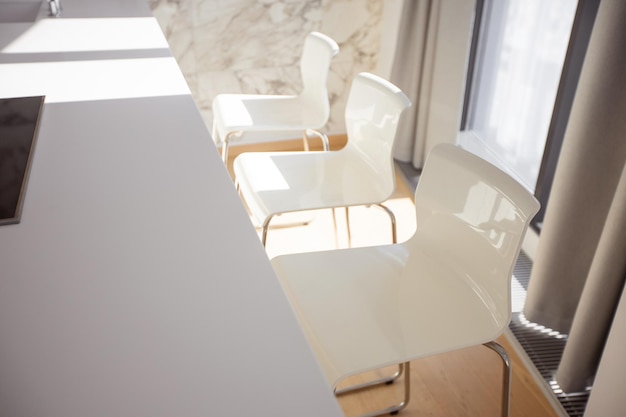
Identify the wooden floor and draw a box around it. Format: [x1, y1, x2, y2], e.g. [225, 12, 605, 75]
[335, 334, 559, 417]
[224, 137, 563, 417]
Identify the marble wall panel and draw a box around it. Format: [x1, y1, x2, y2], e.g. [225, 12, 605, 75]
[149, 0, 383, 136]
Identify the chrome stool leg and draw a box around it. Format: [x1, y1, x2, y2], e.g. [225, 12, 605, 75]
[335, 362, 411, 417]
[374, 203, 397, 243]
[304, 128, 330, 151]
[261, 215, 276, 247]
[345, 207, 352, 247]
[221, 130, 243, 164]
[484, 341, 511, 417]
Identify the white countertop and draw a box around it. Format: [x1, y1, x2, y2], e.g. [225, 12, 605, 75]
[0, 1, 343, 416]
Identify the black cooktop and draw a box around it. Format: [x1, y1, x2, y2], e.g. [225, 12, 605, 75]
[0, 96, 45, 226]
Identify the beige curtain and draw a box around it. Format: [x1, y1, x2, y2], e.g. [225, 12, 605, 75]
[389, 0, 475, 169]
[523, 0, 626, 393]
[583, 276, 626, 415]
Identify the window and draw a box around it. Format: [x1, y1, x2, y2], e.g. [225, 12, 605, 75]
[463, 0, 578, 192]
[462, 0, 601, 231]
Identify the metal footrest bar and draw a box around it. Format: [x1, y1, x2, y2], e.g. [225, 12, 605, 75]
[337, 362, 410, 417]
[335, 363, 404, 395]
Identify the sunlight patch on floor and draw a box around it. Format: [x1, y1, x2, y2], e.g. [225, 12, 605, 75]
[258, 195, 417, 259]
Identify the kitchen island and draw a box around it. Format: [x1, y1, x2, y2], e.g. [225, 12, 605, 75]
[0, 1, 343, 416]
